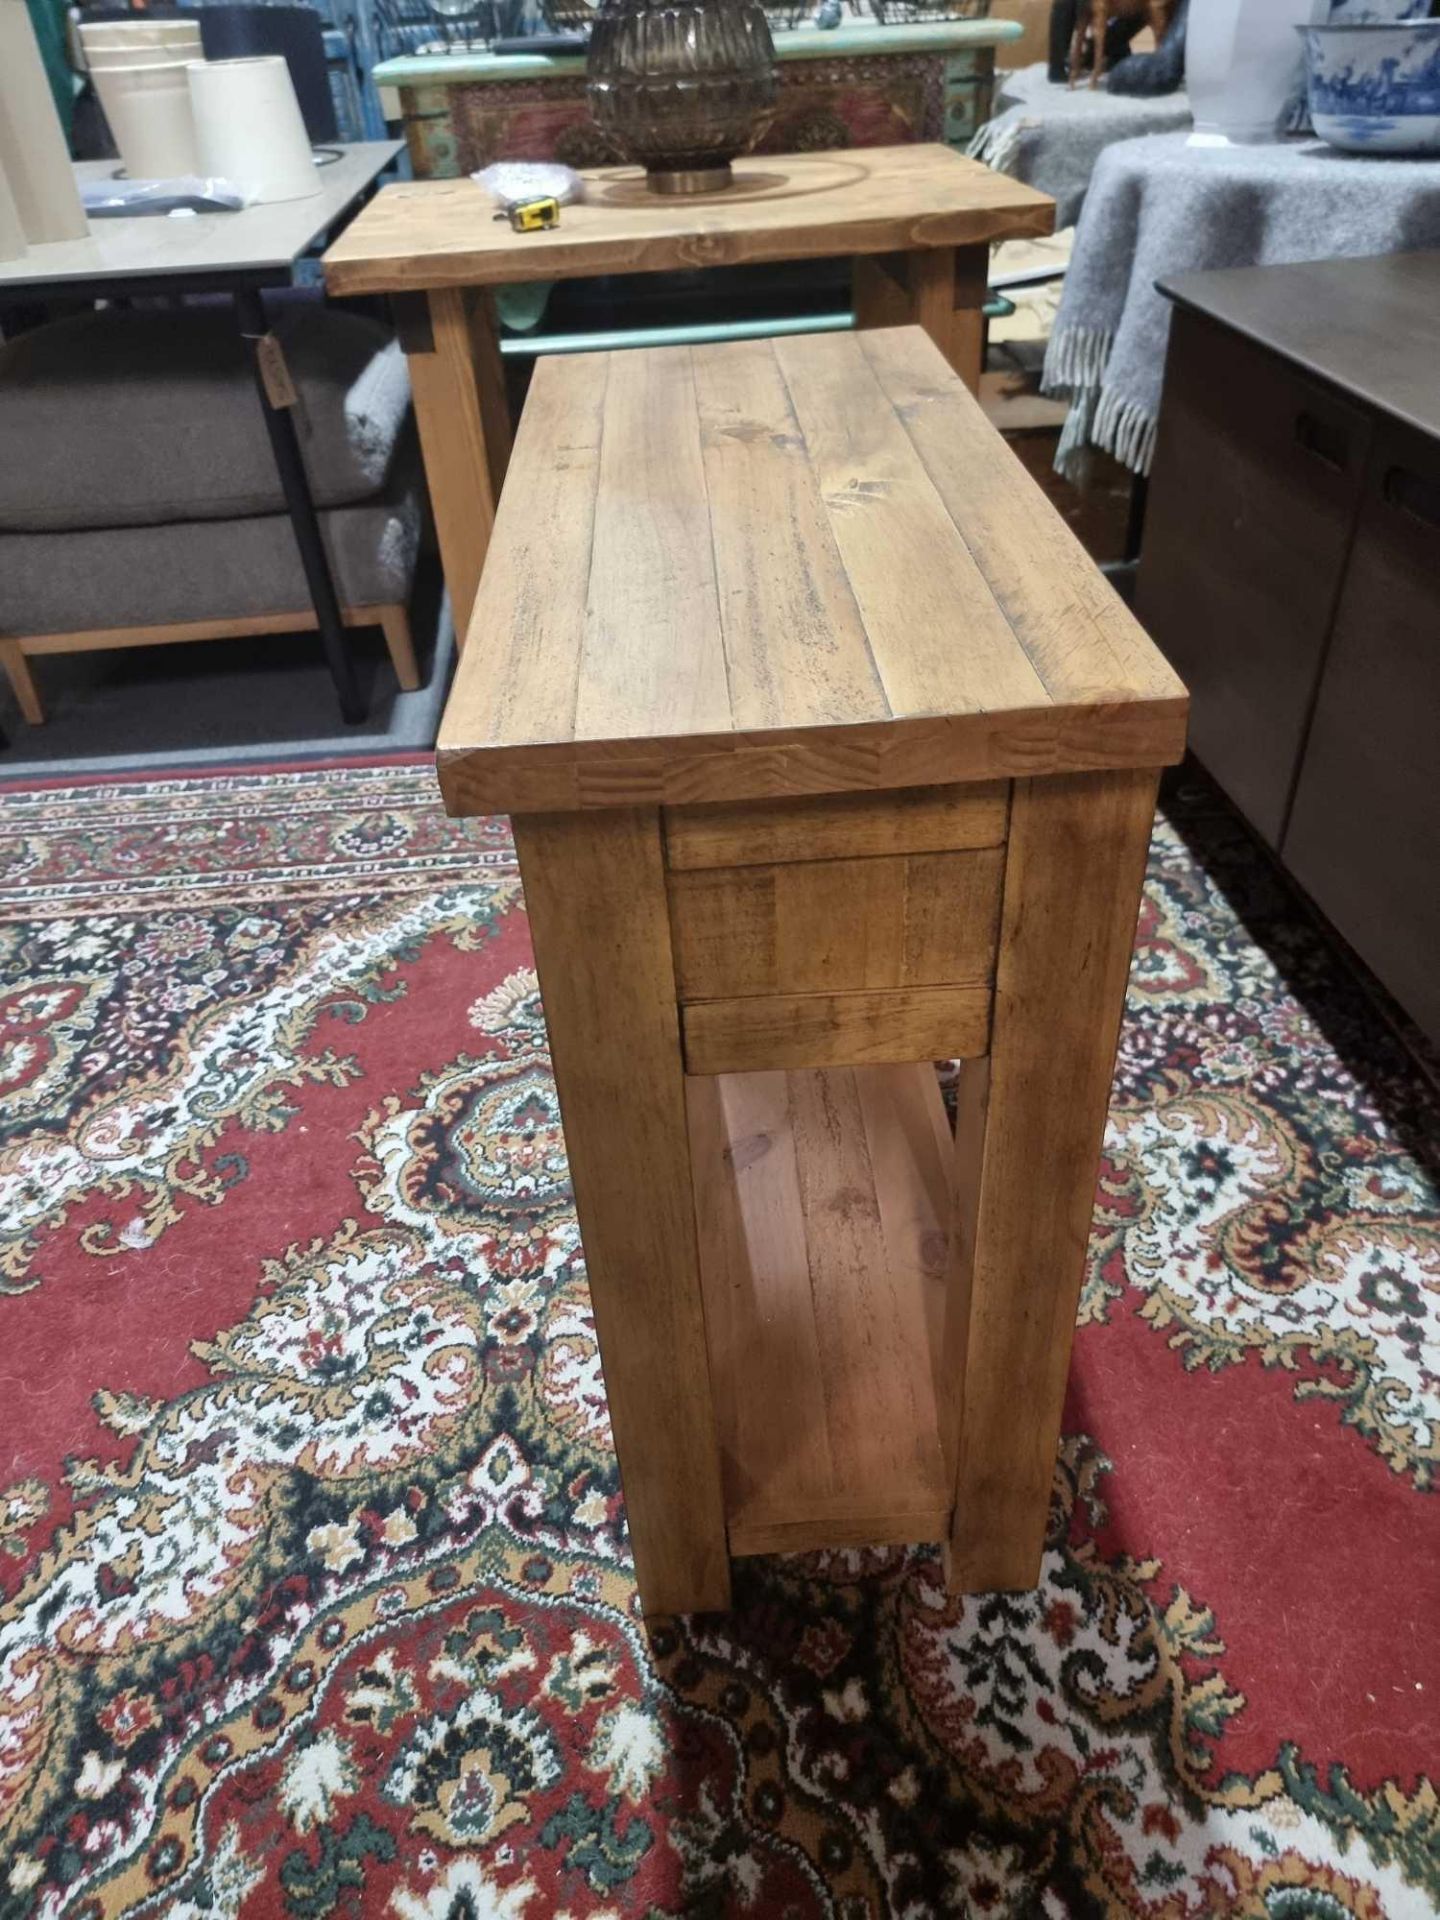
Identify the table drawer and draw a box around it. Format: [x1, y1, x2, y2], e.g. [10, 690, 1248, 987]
[667, 843, 1005, 1002]
[664, 781, 1008, 871]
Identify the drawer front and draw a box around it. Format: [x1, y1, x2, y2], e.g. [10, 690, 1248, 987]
[668, 845, 1006, 1002]
[664, 781, 1008, 872]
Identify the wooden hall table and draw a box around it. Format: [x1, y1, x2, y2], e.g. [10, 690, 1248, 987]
[324, 144, 1053, 644]
[436, 324, 1186, 1616]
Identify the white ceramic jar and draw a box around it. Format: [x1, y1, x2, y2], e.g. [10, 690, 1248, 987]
[1186, 0, 1330, 143]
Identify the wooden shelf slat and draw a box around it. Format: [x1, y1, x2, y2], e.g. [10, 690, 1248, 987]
[688, 1062, 955, 1558]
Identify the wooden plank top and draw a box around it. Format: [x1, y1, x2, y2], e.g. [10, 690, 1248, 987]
[1160, 251, 1440, 446]
[0, 145, 402, 295]
[323, 144, 1054, 297]
[437, 325, 1187, 817]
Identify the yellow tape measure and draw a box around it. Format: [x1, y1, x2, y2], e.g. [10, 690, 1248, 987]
[497, 196, 561, 234]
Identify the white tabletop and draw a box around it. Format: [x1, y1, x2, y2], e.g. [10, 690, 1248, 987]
[0, 141, 403, 293]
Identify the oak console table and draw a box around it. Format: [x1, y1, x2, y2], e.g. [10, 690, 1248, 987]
[436, 324, 1185, 1615]
[324, 144, 1053, 643]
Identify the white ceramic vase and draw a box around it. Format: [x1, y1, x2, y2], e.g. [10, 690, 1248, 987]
[1186, 0, 1329, 143]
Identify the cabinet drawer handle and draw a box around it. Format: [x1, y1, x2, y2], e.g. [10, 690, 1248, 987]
[1295, 411, 1349, 473]
[1384, 463, 1440, 530]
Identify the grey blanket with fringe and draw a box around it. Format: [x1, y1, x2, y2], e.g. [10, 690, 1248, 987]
[1042, 132, 1440, 476]
[969, 64, 1191, 229]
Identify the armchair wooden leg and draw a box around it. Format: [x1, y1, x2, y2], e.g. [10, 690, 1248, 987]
[0, 639, 43, 724]
[377, 604, 421, 692]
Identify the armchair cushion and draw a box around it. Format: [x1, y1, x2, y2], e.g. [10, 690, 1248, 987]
[0, 440, 422, 632]
[0, 301, 410, 532]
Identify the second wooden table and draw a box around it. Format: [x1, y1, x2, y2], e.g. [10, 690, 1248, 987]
[324, 143, 1053, 641]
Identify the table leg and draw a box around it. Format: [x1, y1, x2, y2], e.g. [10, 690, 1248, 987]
[396, 287, 511, 651]
[233, 289, 364, 725]
[512, 806, 731, 1617]
[853, 247, 987, 394]
[944, 769, 1158, 1592]
[911, 246, 987, 395]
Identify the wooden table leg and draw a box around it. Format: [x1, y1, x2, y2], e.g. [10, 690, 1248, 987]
[853, 245, 987, 394]
[939, 245, 988, 396]
[512, 806, 731, 1617]
[944, 769, 1159, 1593]
[396, 287, 513, 651]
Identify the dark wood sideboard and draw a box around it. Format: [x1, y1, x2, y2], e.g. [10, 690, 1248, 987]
[1137, 252, 1440, 1044]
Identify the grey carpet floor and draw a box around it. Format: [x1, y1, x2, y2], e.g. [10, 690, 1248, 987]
[0, 563, 453, 781]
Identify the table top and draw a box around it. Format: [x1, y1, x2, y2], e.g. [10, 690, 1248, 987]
[0, 142, 403, 295]
[1160, 250, 1440, 446]
[374, 16, 1022, 85]
[437, 325, 1186, 817]
[323, 144, 1054, 297]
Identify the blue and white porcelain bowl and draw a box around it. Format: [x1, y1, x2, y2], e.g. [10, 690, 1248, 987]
[1327, 0, 1431, 20]
[1300, 18, 1440, 152]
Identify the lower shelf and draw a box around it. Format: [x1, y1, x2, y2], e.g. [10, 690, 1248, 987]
[687, 1061, 956, 1559]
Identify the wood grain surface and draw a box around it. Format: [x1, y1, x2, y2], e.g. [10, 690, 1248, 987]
[405, 287, 505, 651]
[944, 769, 1158, 1593]
[689, 1063, 953, 1557]
[324, 144, 1053, 296]
[511, 807, 731, 1615]
[682, 983, 992, 1075]
[439, 327, 1186, 815]
[668, 847, 1004, 999]
[664, 781, 1009, 869]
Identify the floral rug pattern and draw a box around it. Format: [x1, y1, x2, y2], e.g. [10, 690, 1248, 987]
[0, 763, 1435, 1920]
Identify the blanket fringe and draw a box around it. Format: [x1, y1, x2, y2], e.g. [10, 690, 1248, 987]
[1092, 384, 1159, 475]
[1042, 323, 1158, 478]
[967, 116, 1024, 177]
[1041, 322, 1114, 398]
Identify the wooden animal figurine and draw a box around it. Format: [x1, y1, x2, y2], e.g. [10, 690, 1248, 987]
[1070, 0, 1175, 88]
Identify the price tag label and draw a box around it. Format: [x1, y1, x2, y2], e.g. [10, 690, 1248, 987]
[256, 333, 299, 410]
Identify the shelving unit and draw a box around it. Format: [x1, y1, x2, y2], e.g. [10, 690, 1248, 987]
[690, 1063, 954, 1559]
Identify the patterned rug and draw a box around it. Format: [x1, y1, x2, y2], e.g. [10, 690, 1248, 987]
[0, 761, 1435, 1920]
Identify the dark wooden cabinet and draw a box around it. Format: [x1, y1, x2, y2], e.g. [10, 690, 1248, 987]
[1138, 252, 1440, 1043]
[1138, 309, 1371, 849]
[1285, 421, 1440, 1041]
